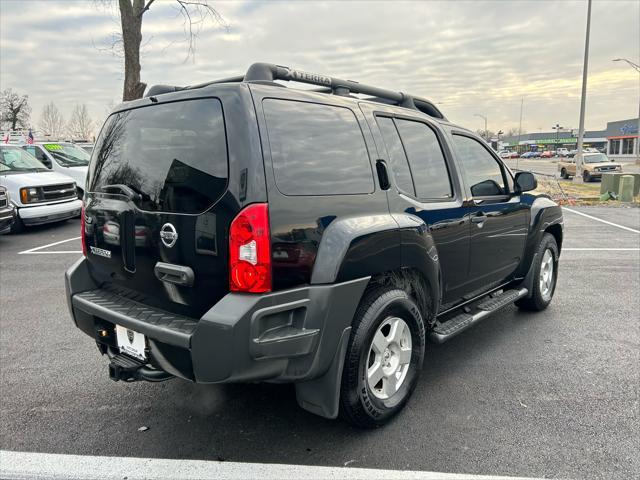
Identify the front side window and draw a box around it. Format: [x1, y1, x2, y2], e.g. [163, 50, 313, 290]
[622, 138, 634, 155]
[453, 135, 506, 197]
[263, 99, 374, 196]
[89, 99, 228, 214]
[393, 119, 452, 199]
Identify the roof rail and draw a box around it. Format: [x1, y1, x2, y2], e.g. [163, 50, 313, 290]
[243, 63, 445, 119]
[144, 62, 445, 120]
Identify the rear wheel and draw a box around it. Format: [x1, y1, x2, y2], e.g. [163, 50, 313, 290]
[516, 233, 559, 311]
[340, 286, 425, 428]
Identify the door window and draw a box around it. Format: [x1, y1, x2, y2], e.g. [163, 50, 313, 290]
[375, 116, 415, 195]
[393, 119, 452, 200]
[453, 135, 507, 197]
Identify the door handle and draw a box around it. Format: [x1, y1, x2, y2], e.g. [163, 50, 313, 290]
[375, 160, 390, 190]
[471, 214, 487, 226]
[154, 262, 194, 287]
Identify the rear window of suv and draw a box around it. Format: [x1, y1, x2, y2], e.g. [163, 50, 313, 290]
[263, 99, 374, 196]
[89, 99, 228, 214]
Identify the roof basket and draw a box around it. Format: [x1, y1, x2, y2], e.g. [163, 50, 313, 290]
[145, 62, 445, 120]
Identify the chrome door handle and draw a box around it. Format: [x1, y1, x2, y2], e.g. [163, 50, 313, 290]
[471, 214, 487, 226]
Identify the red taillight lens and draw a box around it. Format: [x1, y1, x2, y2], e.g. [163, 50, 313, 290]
[229, 203, 271, 293]
[80, 205, 87, 257]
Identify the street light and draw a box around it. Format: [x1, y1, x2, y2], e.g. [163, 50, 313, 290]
[474, 113, 488, 140]
[552, 123, 563, 153]
[613, 58, 640, 164]
[574, 0, 592, 183]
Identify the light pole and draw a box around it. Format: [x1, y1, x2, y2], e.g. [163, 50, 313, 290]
[574, 0, 592, 183]
[552, 123, 563, 154]
[474, 113, 488, 140]
[613, 58, 640, 164]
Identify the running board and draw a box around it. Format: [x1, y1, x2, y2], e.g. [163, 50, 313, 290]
[429, 288, 528, 344]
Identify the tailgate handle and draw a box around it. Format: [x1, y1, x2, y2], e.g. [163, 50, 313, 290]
[154, 262, 194, 287]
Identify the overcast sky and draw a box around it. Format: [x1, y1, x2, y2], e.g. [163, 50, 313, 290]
[1, 0, 638, 135]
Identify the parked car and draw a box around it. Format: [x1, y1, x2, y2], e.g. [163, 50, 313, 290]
[507, 151, 519, 158]
[520, 151, 537, 158]
[21, 142, 90, 198]
[0, 145, 82, 232]
[558, 153, 622, 181]
[556, 148, 570, 157]
[499, 150, 511, 159]
[65, 62, 563, 427]
[0, 185, 16, 234]
[540, 151, 554, 158]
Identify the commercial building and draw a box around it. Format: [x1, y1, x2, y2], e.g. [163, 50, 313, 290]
[500, 117, 639, 161]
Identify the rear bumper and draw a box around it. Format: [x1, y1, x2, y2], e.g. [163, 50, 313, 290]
[18, 199, 82, 225]
[65, 257, 368, 385]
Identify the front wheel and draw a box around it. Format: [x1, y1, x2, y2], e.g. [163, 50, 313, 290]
[583, 171, 591, 182]
[560, 168, 567, 179]
[516, 233, 559, 311]
[340, 286, 426, 428]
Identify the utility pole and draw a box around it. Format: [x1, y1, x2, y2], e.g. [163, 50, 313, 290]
[574, 0, 592, 183]
[613, 58, 640, 164]
[516, 97, 524, 170]
[474, 113, 488, 140]
[552, 123, 563, 153]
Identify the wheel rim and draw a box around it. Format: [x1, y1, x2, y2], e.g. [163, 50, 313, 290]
[366, 316, 412, 400]
[539, 248, 555, 301]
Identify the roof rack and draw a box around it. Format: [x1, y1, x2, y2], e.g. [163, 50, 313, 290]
[145, 62, 445, 120]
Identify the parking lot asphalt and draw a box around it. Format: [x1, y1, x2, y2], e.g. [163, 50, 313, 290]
[1, 207, 639, 479]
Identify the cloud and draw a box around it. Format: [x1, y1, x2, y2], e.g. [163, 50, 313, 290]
[1, 0, 638, 135]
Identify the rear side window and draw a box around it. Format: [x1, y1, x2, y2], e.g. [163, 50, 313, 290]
[394, 119, 452, 199]
[89, 99, 228, 214]
[263, 99, 374, 196]
[376, 116, 415, 195]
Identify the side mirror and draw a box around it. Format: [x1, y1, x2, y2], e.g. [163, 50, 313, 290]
[514, 171, 537, 194]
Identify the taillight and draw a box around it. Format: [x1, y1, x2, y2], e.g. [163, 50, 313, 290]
[229, 203, 271, 293]
[80, 205, 87, 257]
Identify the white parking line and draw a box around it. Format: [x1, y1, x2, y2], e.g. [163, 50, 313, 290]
[563, 247, 639, 251]
[562, 207, 640, 234]
[18, 236, 81, 255]
[0, 450, 544, 480]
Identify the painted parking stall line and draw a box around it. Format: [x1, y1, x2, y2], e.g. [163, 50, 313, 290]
[562, 207, 640, 234]
[18, 236, 81, 255]
[0, 450, 544, 480]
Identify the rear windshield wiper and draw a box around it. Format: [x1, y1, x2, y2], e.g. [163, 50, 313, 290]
[99, 184, 141, 201]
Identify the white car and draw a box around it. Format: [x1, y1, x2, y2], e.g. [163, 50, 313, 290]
[0, 145, 82, 232]
[21, 142, 90, 198]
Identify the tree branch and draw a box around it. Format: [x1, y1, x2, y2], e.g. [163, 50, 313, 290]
[138, 0, 156, 17]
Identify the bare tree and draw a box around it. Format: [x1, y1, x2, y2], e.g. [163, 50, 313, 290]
[39, 102, 65, 138]
[67, 104, 95, 141]
[110, 0, 227, 101]
[505, 127, 523, 138]
[1, 89, 31, 131]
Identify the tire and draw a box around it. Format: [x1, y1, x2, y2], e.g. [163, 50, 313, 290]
[340, 286, 426, 428]
[9, 216, 24, 234]
[560, 168, 567, 179]
[583, 171, 591, 182]
[516, 233, 559, 311]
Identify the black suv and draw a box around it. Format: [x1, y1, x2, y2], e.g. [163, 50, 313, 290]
[65, 63, 563, 427]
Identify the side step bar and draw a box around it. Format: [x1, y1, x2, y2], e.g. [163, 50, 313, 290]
[429, 288, 528, 344]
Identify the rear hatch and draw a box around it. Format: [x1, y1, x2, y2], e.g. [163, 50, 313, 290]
[84, 98, 235, 318]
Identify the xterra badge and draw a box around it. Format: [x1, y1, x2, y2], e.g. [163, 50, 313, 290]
[160, 223, 178, 248]
[89, 246, 111, 259]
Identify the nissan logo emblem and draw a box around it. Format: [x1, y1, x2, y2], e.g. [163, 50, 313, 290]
[160, 223, 178, 248]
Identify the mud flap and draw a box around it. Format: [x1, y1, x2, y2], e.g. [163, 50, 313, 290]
[294, 327, 351, 419]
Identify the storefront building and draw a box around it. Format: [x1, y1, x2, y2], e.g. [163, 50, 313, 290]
[500, 117, 639, 161]
[605, 118, 639, 161]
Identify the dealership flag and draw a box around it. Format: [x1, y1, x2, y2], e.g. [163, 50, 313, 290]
[26, 129, 34, 144]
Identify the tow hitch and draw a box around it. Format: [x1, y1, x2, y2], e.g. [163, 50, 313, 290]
[108, 352, 174, 383]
